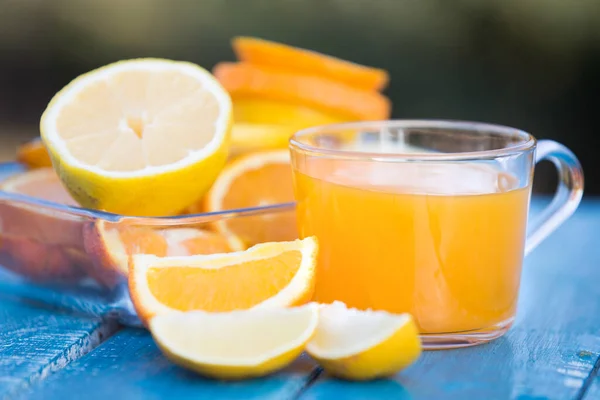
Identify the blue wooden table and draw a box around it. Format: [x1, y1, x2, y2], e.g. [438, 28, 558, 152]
[1, 198, 600, 400]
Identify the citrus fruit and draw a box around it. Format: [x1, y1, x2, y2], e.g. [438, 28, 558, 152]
[0, 168, 82, 246]
[40, 58, 232, 216]
[149, 304, 319, 379]
[84, 221, 243, 286]
[232, 98, 347, 127]
[213, 62, 391, 121]
[232, 37, 389, 91]
[129, 236, 318, 323]
[0, 168, 87, 282]
[16, 138, 53, 169]
[204, 149, 297, 247]
[0, 167, 77, 206]
[229, 123, 297, 157]
[306, 302, 422, 380]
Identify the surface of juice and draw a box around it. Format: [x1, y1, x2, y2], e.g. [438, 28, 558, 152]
[293, 160, 531, 333]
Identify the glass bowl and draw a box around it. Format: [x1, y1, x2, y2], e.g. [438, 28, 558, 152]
[0, 162, 297, 326]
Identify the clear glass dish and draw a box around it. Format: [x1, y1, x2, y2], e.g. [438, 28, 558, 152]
[0, 161, 297, 327]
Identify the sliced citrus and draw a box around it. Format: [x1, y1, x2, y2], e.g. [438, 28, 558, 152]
[204, 149, 297, 247]
[213, 62, 391, 121]
[0, 167, 77, 206]
[0, 168, 82, 246]
[129, 236, 318, 323]
[16, 138, 53, 169]
[40, 58, 232, 216]
[0, 168, 88, 282]
[149, 304, 319, 379]
[229, 123, 297, 158]
[232, 98, 347, 127]
[306, 302, 422, 380]
[232, 37, 389, 91]
[84, 221, 244, 286]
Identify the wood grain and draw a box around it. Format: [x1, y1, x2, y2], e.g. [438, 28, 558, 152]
[7, 198, 600, 399]
[301, 199, 600, 400]
[0, 287, 119, 399]
[18, 328, 319, 400]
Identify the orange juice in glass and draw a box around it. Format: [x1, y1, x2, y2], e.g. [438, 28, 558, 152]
[290, 120, 583, 349]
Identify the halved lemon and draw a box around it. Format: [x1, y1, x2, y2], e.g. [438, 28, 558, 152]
[306, 302, 422, 380]
[149, 304, 319, 380]
[40, 58, 232, 216]
[129, 236, 318, 323]
[204, 149, 297, 247]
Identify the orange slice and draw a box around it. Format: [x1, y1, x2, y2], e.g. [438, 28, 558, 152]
[84, 221, 244, 286]
[204, 149, 297, 248]
[0, 167, 77, 206]
[213, 62, 391, 121]
[232, 37, 389, 92]
[129, 236, 318, 323]
[232, 98, 348, 127]
[16, 138, 53, 169]
[0, 168, 87, 282]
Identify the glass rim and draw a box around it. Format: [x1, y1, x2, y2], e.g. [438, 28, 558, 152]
[289, 119, 537, 161]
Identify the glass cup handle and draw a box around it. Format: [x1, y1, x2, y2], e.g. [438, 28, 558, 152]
[525, 140, 584, 255]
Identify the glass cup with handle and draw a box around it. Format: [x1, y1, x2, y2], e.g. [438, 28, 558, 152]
[289, 120, 583, 349]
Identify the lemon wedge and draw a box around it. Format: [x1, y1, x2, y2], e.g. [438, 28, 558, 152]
[148, 304, 319, 380]
[306, 302, 422, 380]
[40, 58, 232, 216]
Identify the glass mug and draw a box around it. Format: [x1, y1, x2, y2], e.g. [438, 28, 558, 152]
[289, 120, 583, 349]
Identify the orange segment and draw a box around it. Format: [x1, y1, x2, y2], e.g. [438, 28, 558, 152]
[16, 138, 53, 169]
[83, 222, 242, 287]
[129, 237, 318, 323]
[213, 62, 391, 121]
[232, 37, 389, 92]
[205, 150, 297, 247]
[147, 250, 302, 312]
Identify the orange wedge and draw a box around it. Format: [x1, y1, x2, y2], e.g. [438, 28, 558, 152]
[129, 236, 318, 323]
[213, 62, 391, 121]
[204, 149, 297, 248]
[232, 37, 389, 92]
[16, 138, 53, 169]
[84, 221, 244, 286]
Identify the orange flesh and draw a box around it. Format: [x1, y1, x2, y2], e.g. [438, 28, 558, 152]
[118, 227, 168, 256]
[232, 37, 389, 91]
[146, 250, 302, 311]
[16, 139, 53, 169]
[213, 62, 391, 121]
[221, 161, 297, 246]
[294, 161, 530, 334]
[5, 169, 78, 206]
[181, 235, 232, 255]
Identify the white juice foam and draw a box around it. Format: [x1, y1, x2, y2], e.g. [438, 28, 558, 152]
[327, 162, 519, 195]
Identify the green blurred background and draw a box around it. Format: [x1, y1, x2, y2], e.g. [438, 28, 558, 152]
[0, 0, 598, 194]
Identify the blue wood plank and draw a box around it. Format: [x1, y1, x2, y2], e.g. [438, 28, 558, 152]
[0, 288, 119, 399]
[301, 199, 600, 400]
[19, 328, 318, 400]
[584, 371, 600, 400]
[17, 198, 600, 400]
